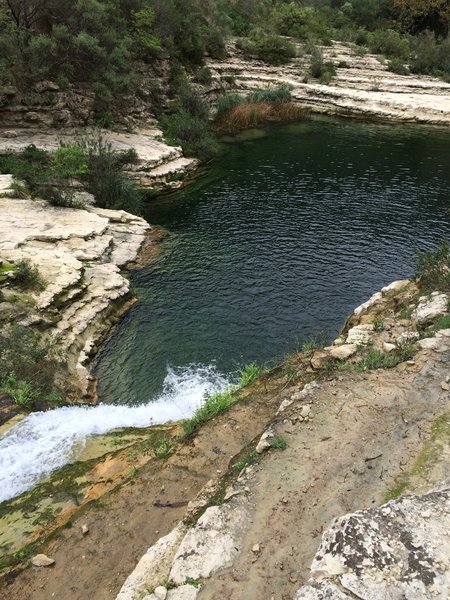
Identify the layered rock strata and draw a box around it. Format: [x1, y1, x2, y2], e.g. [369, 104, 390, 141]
[0, 196, 151, 397]
[208, 41, 450, 125]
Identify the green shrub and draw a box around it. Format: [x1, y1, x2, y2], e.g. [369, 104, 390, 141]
[163, 109, 218, 161]
[414, 240, 450, 292]
[368, 29, 410, 59]
[0, 325, 62, 408]
[238, 363, 262, 387]
[309, 47, 336, 82]
[387, 58, 409, 75]
[194, 66, 213, 86]
[182, 388, 235, 436]
[216, 93, 245, 120]
[238, 34, 296, 65]
[0, 145, 51, 194]
[269, 436, 287, 450]
[434, 314, 450, 331]
[14, 258, 45, 291]
[248, 86, 292, 103]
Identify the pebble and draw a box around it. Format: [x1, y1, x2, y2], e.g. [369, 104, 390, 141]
[31, 554, 55, 567]
[81, 524, 89, 535]
[440, 381, 449, 391]
[252, 543, 260, 553]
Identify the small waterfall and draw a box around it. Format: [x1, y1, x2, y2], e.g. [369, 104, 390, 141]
[0, 364, 228, 503]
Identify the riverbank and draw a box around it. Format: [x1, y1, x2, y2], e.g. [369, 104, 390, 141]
[0, 190, 153, 402]
[208, 40, 450, 125]
[1, 268, 450, 598]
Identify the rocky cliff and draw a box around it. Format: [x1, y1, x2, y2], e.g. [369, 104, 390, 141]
[0, 184, 151, 398]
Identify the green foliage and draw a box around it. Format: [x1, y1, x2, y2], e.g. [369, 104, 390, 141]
[237, 33, 296, 65]
[275, 4, 332, 44]
[354, 344, 415, 371]
[183, 388, 235, 436]
[414, 240, 450, 292]
[185, 577, 201, 588]
[269, 436, 287, 450]
[154, 438, 172, 459]
[14, 258, 45, 291]
[373, 316, 385, 332]
[162, 80, 218, 161]
[387, 57, 409, 74]
[75, 133, 143, 214]
[368, 28, 410, 59]
[433, 314, 450, 331]
[194, 67, 213, 86]
[216, 93, 245, 120]
[0, 145, 51, 194]
[238, 363, 262, 387]
[302, 337, 317, 357]
[51, 144, 88, 181]
[309, 47, 336, 82]
[248, 86, 292, 103]
[0, 325, 62, 408]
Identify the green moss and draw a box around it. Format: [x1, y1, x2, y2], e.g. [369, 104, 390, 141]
[384, 412, 450, 501]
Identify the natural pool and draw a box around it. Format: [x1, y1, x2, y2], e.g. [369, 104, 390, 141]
[2, 117, 450, 501]
[95, 117, 450, 405]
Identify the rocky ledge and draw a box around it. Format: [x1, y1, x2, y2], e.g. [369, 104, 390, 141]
[208, 41, 450, 125]
[0, 190, 151, 397]
[109, 275, 450, 600]
[0, 127, 198, 191]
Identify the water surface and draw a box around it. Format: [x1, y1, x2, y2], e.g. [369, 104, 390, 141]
[95, 118, 450, 404]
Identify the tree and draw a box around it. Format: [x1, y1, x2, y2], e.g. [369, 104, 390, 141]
[393, 0, 450, 36]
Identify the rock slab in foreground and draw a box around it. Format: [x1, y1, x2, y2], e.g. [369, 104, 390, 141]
[294, 486, 450, 599]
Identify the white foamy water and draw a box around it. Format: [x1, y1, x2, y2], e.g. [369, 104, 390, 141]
[0, 365, 228, 503]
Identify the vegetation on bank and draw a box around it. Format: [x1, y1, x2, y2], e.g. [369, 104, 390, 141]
[0, 0, 449, 127]
[0, 135, 143, 214]
[0, 325, 62, 409]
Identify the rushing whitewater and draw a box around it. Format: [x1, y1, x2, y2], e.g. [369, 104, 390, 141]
[0, 365, 228, 503]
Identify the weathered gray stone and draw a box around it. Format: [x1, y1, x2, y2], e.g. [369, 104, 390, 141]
[413, 293, 448, 325]
[169, 504, 249, 585]
[346, 324, 374, 346]
[116, 524, 188, 600]
[31, 554, 55, 567]
[294, 486, 450, 600]
[166, 585, 199, 600]
[329, 344, 356, 360]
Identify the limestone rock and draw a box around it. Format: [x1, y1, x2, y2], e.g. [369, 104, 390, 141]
[31, 554, 55, 567]
[310, 350, 330, 370]
[294, 486, 450, 599]
[413, 293, 448, 325]
[116, 524, 188, 600]
[169, 504, 249, 585]
[346, 324, 374, 346]
[329, 344, 356, 360]
[383, 342, 396, 353]
[167, 585, 199, 600]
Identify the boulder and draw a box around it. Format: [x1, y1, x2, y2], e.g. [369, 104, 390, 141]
[346, 324, 374, 346]
[294, 486, 450, 599]
[413, 293, 448, 325]
[329, 344, 357, 360]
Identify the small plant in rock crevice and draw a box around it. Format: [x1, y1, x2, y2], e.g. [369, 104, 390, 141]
[269, 436, 287, 450]
[414, 240, 450, 292]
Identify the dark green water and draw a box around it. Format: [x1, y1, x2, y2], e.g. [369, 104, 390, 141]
[94, 118, 450, 405]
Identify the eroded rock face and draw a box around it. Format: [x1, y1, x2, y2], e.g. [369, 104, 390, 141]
[413, 292, 448, 325]
[208, 42, 450, 125]
[294, 486, 450, 600]
[0, 197, 150, 396]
